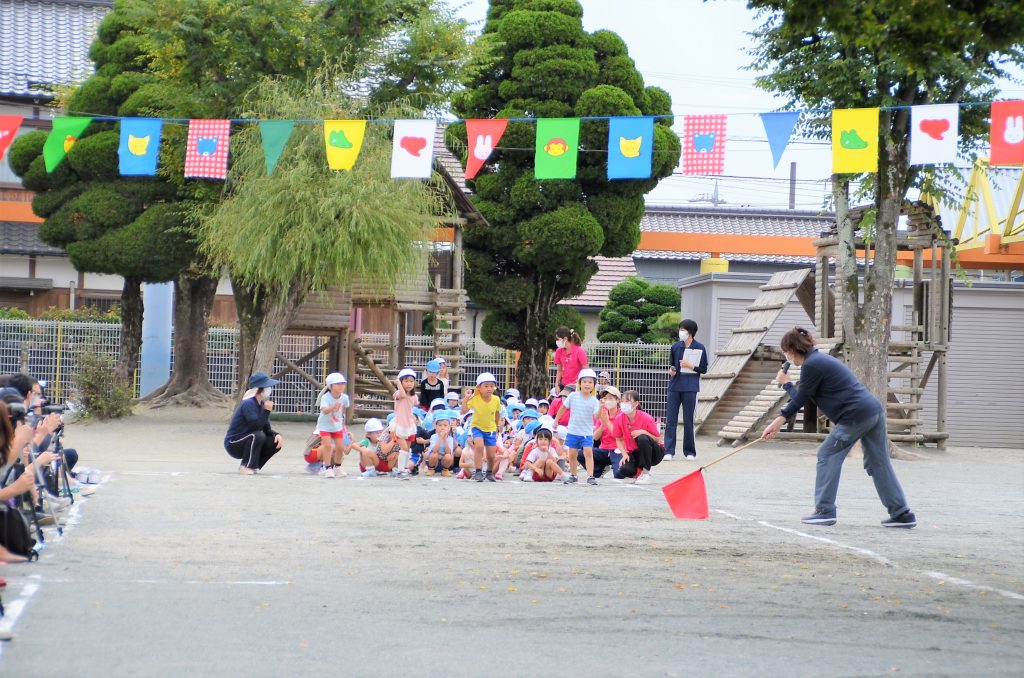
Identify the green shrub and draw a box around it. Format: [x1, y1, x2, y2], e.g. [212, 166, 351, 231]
[0, 307, 31, 319]
[39, 305, 121, 323]
[72, 347, 134, 419]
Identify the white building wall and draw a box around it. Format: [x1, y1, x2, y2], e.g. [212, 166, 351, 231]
[0, 255, 29, 276]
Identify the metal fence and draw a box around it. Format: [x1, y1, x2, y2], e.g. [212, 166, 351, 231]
[0, 320, 674, 419]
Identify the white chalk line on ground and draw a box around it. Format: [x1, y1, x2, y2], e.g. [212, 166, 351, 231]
[707, 509, 1024, 602]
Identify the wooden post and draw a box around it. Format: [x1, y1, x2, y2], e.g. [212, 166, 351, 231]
[389, 307, 400, 369]
[936, 241, 951, 449]
[912, 247, 923, 343]
[397, 310, 408, 369]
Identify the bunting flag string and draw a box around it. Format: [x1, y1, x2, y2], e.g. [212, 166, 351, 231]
[43, 116, 92, 173]
[682, 114, 727, 176]
[535, 118, 580, 179]
[184, 119, 230, 179]
[910, 104, 958, 166]
[118, 117, 163, 176]
[391, 119, 437, 179]
[324, 120, 367, 171]
[0, 115, 24, 162]
[259, 120, 294, 176]
[607, 116, 654, 180]
[29, 99, 1024, 185]
[759, 111, 800, 169]
[831, 107, 878, 174]
[464, 118, 508, 180]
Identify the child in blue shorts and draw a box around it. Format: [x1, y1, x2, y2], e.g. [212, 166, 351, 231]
[460, 372, 503, 482]
[562, 368, 602, 486]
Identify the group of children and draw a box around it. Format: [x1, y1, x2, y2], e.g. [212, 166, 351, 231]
[304, 358, 667, 485]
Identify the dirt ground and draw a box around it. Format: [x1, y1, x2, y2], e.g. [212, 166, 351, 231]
[0, 405, 1021, 677]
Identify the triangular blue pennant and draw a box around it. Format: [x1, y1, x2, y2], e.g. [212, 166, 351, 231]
[607, 116, 654, 180]
[118, 118, 163, 176]
[759, 112, 800, 169]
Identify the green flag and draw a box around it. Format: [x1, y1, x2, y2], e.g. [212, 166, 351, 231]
[259, 120, 294, 176]
[534, 118, 580, 179]
[43, 117, 93, 173]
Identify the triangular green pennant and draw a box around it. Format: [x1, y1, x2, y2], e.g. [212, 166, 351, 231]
[259, 120, 295, 176]
[43, 117, 93, 173]
[534, 118, 580, 179]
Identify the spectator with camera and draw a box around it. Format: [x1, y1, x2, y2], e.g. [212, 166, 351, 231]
[0, 399, 57, 563]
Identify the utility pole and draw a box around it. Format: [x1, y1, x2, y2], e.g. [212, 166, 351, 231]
[789, 162, 797, 210]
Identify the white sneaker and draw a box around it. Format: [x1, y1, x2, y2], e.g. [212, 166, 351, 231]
[662, 454, 674, 461]
[335, 467, 348, 477]
[318, 467, 335, 478]
[635, 472, 652, 485]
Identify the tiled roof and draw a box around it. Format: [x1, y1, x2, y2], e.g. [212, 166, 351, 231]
[0, 220, 64, 255]
[634, 249, 817, 265]
[562, 255, 637, 308]
[0, 0, 110, 98]
[641, 204, 834, 238]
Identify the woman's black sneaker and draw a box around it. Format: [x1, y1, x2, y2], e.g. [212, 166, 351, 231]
[881, 510, 917, 528]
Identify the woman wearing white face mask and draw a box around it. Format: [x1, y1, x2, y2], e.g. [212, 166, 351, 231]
[552, 326, 588, 393]
[224, 371, 284, 475]
[665, 319, 708, 460]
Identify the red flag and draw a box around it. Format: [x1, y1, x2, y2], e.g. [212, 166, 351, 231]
[990, 100, 1024, 166]
[464, 119, 508, 180]
[682, 114, 727, 175]
[0, 115, 24, 161]
[662, 469, 708, 520]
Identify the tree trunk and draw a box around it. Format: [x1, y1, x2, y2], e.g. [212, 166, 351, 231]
[834, 135, 923, 461]
[143, 269, 226, 408]
[116, 276, 143, 384]
[517, 278, 558, 398]
[233, 276, 309, 397]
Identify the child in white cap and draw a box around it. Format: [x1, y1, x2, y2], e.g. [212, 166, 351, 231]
[392, 368, 419, 479]
[461, 371, 503, 482]
[315, 372, 350, 478]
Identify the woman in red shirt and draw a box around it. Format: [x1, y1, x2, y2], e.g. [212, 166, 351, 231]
[612, 390, 665, 484]
[553, 326, 588, 391]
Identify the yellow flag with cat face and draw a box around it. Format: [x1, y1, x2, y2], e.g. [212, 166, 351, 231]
[832, 108, 878, 174]
[324, 120, 367, 171]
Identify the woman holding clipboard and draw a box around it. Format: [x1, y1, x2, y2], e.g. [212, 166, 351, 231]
[665, 319, 708, 460]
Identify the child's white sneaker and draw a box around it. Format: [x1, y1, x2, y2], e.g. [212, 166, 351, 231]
[635, 472, 652, 485]
[318, 466, 335, 478]
[335, 467, 348, 477]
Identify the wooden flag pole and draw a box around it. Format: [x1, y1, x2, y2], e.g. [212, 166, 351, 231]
[700, 437, 766, 471]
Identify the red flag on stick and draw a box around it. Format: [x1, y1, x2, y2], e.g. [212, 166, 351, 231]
[661, 437, 766, 520]
[662, 469, 708, 520]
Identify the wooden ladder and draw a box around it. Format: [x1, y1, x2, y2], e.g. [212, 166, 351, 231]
[695, 268, 815, 430]
[717, 343, 838, 444]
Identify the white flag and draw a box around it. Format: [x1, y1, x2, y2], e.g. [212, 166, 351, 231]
[910, 104, 959, 166]
[391, 119, 437, 179]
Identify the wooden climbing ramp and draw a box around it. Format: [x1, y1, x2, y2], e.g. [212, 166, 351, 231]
[694, 268, 816, 431]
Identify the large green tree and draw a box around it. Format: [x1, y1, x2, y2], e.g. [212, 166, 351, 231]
[11, 0, 472, 405]
[451, 0, 681, 396]
[749, 1, 1024, 423]
[7, 6, 192, 384]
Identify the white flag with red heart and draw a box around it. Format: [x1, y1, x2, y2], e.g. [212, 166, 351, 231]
[910, 104, 958, 166]
[391, 120, 437, 179]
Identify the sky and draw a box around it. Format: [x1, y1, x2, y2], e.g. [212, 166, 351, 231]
[453, 0, 1024, 211]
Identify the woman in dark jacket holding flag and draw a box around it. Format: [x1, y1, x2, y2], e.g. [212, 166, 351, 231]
[224, 372, 284, 475]
[762, 327, 916, 529]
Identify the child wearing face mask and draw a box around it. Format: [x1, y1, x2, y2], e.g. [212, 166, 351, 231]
[553, 326, 588, 393]
[666, 319, 708, 460]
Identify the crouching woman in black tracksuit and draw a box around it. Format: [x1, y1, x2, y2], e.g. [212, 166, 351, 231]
[224, 372, 284, 475]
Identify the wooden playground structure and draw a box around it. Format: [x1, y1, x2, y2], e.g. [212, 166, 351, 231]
[271, 164, 476, 422]
[697, 201, 953, 448]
